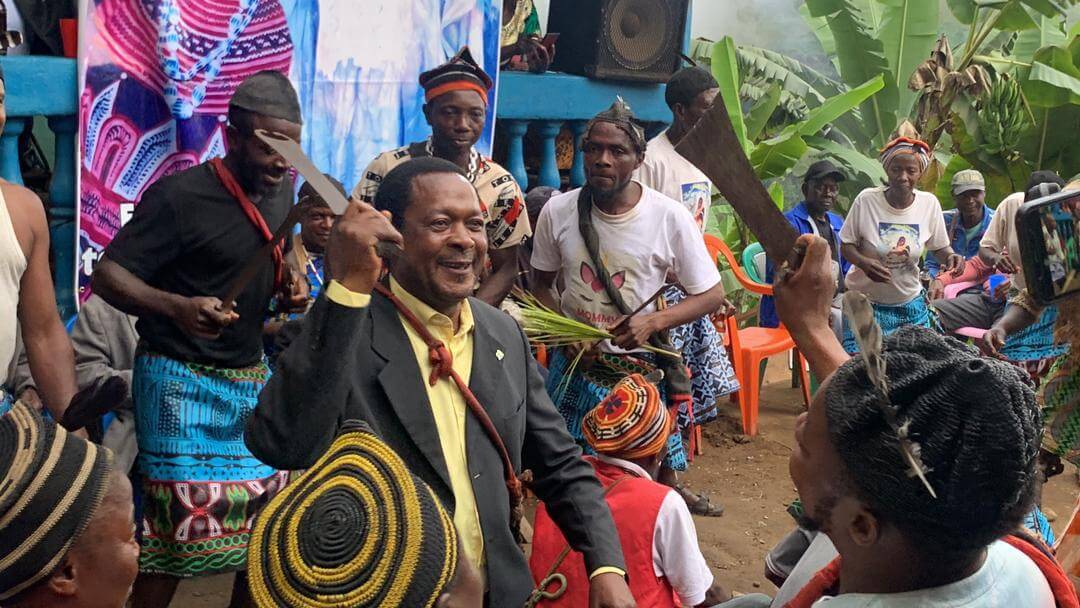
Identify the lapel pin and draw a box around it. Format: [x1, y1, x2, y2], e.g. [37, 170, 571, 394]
[495, 349, 505, 361]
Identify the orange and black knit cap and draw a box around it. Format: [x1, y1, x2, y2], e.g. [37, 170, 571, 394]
[420, 46, 493, 105]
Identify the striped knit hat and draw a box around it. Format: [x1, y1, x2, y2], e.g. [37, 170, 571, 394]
[879, 136, 932, 172]
[420, 46, 494, 105]
[0, 402, 114, 601]
[248, 420, 459, 608]
[582, 374, 674, 460]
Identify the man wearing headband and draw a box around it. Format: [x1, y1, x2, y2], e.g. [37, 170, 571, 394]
[353, 47, 529, 307]
[92, 70, 308, 606]
[250, 157, 635, 607]
[530, 373, 737, 607]
[764, 235, 1074, 607]
[838, 135, 963, 353]
[531, 99, 726, 511]
[0, 62, 80, 421]
[0, 402, 139, 607]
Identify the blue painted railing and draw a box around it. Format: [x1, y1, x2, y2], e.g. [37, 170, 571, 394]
[0, 56, 78, 319]
[495, 71, 671, 190]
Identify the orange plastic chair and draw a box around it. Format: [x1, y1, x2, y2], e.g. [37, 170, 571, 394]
[705, 234, 811, 436]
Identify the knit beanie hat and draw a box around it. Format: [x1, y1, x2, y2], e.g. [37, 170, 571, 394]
[248, 420, 459, 608]
[0, 401, 114, 600]
[582, 373, 673, 460]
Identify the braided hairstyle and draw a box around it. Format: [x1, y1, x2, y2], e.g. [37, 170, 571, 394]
[824, 326, 1041, 559]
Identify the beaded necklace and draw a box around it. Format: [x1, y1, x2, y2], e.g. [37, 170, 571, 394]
[426, 137, 480, 182]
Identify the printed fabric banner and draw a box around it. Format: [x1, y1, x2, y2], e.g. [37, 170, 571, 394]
[77, 0, 501, 305]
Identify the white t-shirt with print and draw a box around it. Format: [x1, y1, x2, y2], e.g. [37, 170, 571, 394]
[530, 183, 721, 353]
[632, 130, 713, 232]
[840, 187, 949, 305]
[811, 539, 1054, 607]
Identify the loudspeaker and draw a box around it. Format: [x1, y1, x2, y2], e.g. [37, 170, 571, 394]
[547, 0, 690, 83]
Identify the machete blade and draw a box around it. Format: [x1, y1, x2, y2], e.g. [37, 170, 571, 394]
[673, 93, 799, 264]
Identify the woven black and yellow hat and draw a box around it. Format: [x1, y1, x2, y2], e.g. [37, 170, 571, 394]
[0, 401, 114, 601]
[248, 420, 459, 608]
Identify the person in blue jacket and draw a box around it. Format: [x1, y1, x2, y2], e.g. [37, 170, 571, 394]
[760, 160, 850, 340]
[926, 169, 994, 282]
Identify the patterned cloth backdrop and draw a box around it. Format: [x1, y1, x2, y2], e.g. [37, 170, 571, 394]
[77, 0, 501, 305]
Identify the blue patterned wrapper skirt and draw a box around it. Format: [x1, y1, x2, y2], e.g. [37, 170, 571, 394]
[132, 349, 286, 578]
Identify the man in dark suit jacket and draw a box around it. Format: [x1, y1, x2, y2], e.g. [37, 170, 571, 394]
[246, 157, 634, 608]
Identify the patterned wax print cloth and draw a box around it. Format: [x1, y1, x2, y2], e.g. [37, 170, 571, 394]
[663, 285, 740, 424]
[842, 293, 938, 354]
[1001, 303, 1070, 363]
[133, 350, 286, 577]
[546, 348, 688, 471]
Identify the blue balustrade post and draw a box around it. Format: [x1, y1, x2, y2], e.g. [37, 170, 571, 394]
[48, 114, 77, 318]
[568, 120, 588, 188]
[0, 118, 24, 185]
[504, 120, 529, 190]
[536, 120, 562, 189]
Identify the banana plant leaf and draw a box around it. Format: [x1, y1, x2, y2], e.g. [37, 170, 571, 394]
[749, 74, 885, 181]
[749, 131, 810, 180]
[878, 0, 940, 118]
[946, 0, 1009, 24]
[805, 0, 898, 147]
[795, 74, 886, 136]
[745, 83, 783, 142]
[1021, 44, 1080, 106]
[805, 135, 887, 184]
[711, 37, 750, 156]
[768, 181, 785, 209]
[1011, 14, 1068, 60]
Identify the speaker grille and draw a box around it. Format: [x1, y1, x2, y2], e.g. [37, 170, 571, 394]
[603, 0, 674, 70]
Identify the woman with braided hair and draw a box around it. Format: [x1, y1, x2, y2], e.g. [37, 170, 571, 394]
[839, 135, 965, 353]
[768, 235, 1076, 607]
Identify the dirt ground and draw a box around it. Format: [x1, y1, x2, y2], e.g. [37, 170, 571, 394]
[172, 353, 1079, 605]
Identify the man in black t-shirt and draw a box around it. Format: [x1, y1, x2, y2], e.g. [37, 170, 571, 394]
[91, 71, 307, 606]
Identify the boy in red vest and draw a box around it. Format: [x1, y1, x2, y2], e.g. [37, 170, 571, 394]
[530, 373, 744, 607]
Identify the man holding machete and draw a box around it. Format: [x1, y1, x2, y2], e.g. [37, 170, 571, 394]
[91, 70, 307, 607]
[531, 99, 727, 514]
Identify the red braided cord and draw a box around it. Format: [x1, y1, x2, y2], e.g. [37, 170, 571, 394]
[373, 284, 524, 508]
[209, 157, 284, 292]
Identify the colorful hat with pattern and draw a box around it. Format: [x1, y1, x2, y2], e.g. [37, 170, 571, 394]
[0, 401, 114, 601]
[582, 373, 673, 459]
[248, 420, 458, 608]
[420, 46, 493, 105]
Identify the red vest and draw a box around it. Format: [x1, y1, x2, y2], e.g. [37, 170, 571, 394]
[529, 457, 680, 607]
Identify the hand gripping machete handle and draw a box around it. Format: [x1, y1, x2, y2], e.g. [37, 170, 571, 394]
[217, 131, 404, 312]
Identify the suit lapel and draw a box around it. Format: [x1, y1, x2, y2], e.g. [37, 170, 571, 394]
[370, 293, 453, 492]
[466, 302, 511, 466]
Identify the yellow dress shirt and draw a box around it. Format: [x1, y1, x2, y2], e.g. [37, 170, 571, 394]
[324, 279, 624, 583]
[326, 278, 485, 574]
